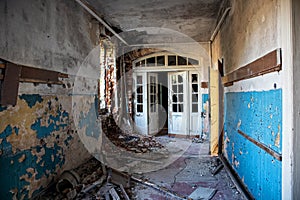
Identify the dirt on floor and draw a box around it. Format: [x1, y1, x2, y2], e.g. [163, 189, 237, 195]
[132, 137, 246, 200]
[34, 130, 246, 200]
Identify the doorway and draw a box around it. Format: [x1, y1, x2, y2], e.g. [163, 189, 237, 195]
[133, 70, 203, 137]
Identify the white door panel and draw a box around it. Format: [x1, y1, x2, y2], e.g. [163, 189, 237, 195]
[168, 71, 188, 134]
[133, 73, 148, 135]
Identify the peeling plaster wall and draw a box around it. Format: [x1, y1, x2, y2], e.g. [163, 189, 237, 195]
[0, 0, 99, 74]
[212, 0, 282, 199]
[0, 0, 101, 199]
[213, 0, 279, 74]
[0, 95, 91, 199]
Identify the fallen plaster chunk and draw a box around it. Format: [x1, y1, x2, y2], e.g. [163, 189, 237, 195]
[188, 186, 217, 200]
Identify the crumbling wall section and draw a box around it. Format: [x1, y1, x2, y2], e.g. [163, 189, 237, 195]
[0, 0, 102, 199]
[212, 0, 282, 199]
[0, 0, 99, 74]
[0, 95, 91, 199]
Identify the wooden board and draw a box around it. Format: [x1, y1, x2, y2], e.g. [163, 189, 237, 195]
[238, 129, 282, 161]
[21, 66, 60, 83]
[222, 49, 282, 86]
[0, 63, 21, 106]
[201, 82, 208, 88]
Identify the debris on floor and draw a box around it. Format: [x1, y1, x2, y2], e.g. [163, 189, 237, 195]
[34, 158, 134, 200]
[101, 114, 164, 153]
[132, 138, 246, 200]
[192, 138, 203, 143]
[211, 163, 224, 176]
[188, 186, 217, 200]
[35, 137, 245, 200]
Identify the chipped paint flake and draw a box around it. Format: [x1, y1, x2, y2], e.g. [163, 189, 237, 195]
[237, 120, 242, 129]
[234, 160, 240, 168]
[10, 188, 18, 200]
[18, 154, 26, 163]
[275, 133, 280, 147]
[275, 124, 281, 147]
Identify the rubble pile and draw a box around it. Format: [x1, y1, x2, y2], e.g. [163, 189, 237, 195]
[36, 158, 133, 200]
[101, 115, 164, 153]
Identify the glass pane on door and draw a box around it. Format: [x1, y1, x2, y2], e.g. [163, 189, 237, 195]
[171, 74, 184, 113]
[136, 75, 143, 113]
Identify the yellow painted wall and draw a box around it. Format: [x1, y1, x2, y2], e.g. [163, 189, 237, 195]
[209, 67, 219, 156]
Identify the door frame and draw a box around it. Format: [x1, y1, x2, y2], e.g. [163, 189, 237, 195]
[133, 69, 204, 137]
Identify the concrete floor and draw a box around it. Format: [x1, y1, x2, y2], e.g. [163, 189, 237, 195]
[132, 136, 246, 200]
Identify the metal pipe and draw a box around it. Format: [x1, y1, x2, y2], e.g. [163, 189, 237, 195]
[75, 0, 129, 46]
[210, 7, 231, 42]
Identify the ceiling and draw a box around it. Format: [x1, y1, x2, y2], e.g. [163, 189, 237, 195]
[84, 0, 227, 44]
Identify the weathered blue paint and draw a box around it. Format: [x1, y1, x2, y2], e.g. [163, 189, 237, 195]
[0, 125, 14, 156]
[0, 95, 71, 199]
[64, 134, 73, 146]
[31, 106, 69, 139]
[0, 105, 7, 112]
[78, 96, 100, 139]
[224, 89, 282, 200]
[0, 143, 65, 199]
[19, 94, 43, 108]
[202, 94, 209, 110]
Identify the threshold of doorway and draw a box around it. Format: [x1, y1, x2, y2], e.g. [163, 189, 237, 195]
[168, 133, 200, 139]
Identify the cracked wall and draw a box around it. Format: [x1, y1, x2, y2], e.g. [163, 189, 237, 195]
[0, 0, 102, 199]
[211, 0, 282, 199]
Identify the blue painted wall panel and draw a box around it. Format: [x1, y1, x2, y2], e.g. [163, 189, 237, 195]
[202, 94, 209, 110]
[224, 89, 282, 200]
[0, 95, 75, 199]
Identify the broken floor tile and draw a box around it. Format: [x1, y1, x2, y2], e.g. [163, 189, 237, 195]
[188, 186, 217, 200]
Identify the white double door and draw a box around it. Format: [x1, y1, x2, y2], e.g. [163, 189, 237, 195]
[168, 71, 201, 136]
[133, 72, 159, 135]
[133, 71, 201, 136]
